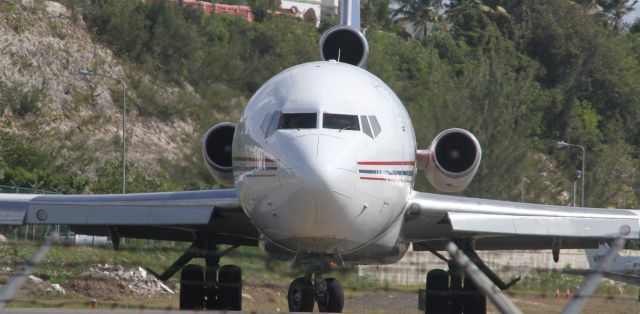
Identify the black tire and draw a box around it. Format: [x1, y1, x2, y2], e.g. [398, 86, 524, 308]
[287, 277, 314, 312]
[426, 269, 449, 314]
[180, 264, 204, 310]
[449, 270, 463, 314]
[462, 277, 486, 314]
[318, 278, 344, 313]
[218, 264, 243, 310]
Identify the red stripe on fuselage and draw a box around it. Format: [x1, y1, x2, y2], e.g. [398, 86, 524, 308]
[359, 176, 386, 181]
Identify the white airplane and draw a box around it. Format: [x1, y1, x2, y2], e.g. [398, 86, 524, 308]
[588, 243, 640, 279]
[566, 243, 640, 287]
[1, 1, 640, 313]
[562, 242, 640, 302]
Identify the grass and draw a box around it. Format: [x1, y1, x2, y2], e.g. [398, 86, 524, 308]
[2, 240, 639, 311]
[0, 240, 397, 290]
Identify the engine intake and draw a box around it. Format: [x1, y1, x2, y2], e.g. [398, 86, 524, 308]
[319, 26, 369, 68]
[419, 128, 482, 192]
[203, 122, 236, 186]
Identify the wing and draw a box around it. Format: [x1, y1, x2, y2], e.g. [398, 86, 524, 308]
[0, 189, 258, 246]
[404, 192, 640, 251]
[601, 272, 640, 286]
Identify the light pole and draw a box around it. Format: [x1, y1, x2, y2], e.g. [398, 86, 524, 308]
[557, 141, 585, 207]
[520, 177, 529, 203]
[79, 69, 127, 194]
[572, 170, 582, 207]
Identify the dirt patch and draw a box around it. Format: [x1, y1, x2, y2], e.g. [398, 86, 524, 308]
[64, 276, 128, 300]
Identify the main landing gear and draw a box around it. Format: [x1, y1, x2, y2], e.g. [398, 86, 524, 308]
[424, 244, 520, 314]
[147, 238, 242, 311]
[287, 274, 344, 313]
[425, 267, 486, 314]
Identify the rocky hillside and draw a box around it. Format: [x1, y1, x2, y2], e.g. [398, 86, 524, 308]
[0, 0, 204, 187]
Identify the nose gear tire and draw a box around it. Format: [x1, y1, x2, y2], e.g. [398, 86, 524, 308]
[288, 277, 315, 312]
[317, 277, 344, 312]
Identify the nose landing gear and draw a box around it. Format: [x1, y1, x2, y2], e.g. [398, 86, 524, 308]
[287, 274, 344, 313]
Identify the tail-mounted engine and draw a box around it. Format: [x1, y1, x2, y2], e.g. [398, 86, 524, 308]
[417, 128, 482, 192]
[202, 122, 236, 186]
[319, 26, 369, 68]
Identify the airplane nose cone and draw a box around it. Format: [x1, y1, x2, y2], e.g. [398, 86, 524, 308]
[280, 135, 356, 223]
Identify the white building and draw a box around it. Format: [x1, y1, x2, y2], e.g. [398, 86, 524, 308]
[320, 0, 339, 17]
[281, 0, 323, 26]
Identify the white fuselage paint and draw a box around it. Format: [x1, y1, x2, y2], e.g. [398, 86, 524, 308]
[232, 61, 415, 263]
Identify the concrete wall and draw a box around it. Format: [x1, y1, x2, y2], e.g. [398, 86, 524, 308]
[359, 246, 640, 285]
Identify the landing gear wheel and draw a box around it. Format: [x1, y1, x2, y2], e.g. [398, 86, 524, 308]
[426, 269, 449, 314]
[218, 265, 242, 310]
[449, 268, 463, 314]
[462, 277, 486, 314]
[179, 264, 204, 310]
[288, 277, 315, 312]
[317, 278, 344, 313]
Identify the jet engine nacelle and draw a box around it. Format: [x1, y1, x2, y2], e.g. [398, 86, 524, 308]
[202, 122, 235, 186]
[319, 25, 369, 68]
[417, 128, 481, 192]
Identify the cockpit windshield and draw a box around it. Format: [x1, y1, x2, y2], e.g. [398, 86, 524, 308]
[279, 113, 317, 129]
[323, 113, 360, 131]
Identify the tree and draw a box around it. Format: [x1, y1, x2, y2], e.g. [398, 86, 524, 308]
[361, 0, 395, 31]
[391, 0, 444, 39]
[598, 0, 638, 31]
[632, 17, 640, 32]
[303, 8, 317, 24]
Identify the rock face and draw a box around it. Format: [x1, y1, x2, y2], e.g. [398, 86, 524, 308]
[0, 0, 196, 178]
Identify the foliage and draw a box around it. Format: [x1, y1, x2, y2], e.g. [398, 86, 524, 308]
[514, 271, 638, 296]
[3, 0, 636, 205]
[391, 0, 444, 39]
[0, 132, 88, 194]
[0, 81, 47, 117]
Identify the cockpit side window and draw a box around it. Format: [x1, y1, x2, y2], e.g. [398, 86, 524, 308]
[279, 113, 317, 129]
[369, 115, 381, 137]
[323, 113, 360, 131]
[360, 115, 373, 138]
[264, 111, 281, 138]
[260, 113, 271, 135]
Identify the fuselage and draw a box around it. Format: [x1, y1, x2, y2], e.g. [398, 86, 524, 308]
[232, 61, 416, 262]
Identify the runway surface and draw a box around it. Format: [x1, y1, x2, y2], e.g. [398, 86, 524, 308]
[3, 291, 640, 313]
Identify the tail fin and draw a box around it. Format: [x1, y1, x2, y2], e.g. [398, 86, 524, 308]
[585, 242, 619, 269]
[339, 0, 360, 30]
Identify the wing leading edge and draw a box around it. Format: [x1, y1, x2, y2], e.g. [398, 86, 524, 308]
[0, 189, 239, 225]
[404, 192, 640, 250]
[0, 189, 258, 246]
